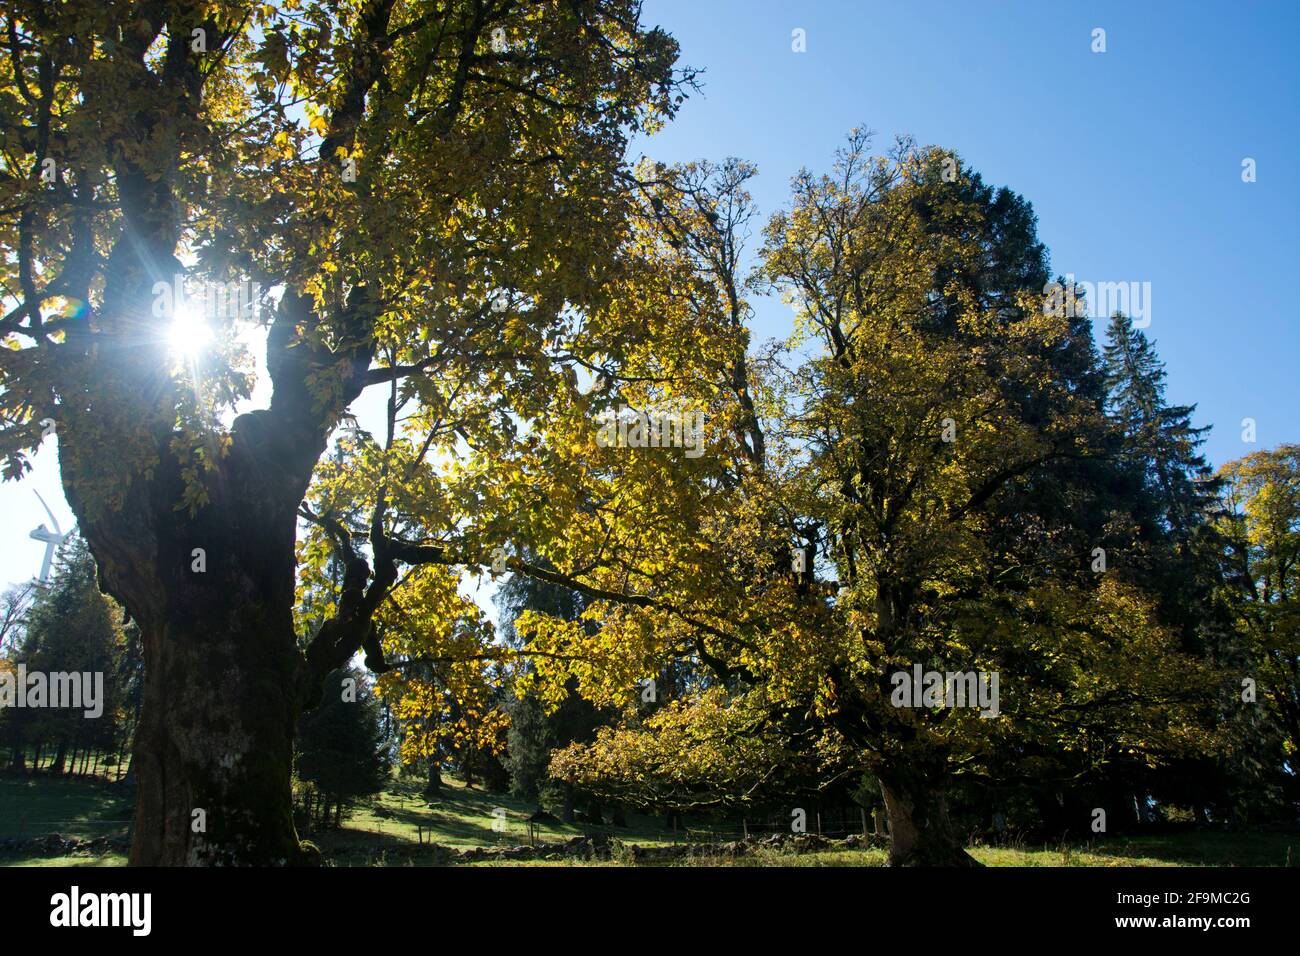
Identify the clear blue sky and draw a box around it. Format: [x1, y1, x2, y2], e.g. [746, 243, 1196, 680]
[639, 0, 1299, 463]
[1, 0, 1296, 589]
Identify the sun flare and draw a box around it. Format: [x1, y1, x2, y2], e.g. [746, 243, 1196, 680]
[166, 302, 215, 359]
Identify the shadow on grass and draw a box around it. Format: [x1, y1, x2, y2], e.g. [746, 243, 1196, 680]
[309, 826, 456, 867]
[0, 771, 132, 841]
[1091, 830, 1298, 867]
[348, 777, 668, 846]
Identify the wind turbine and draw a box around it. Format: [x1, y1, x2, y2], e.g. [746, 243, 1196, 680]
[28, 490, 70, 584]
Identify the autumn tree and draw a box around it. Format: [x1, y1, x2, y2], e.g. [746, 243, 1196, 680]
[757, 139, 1219, 862]
[1216, 444, 1300, 802]
[1095, 315, 1255, 822]
[496, 561, 615, 819]
[0, 0, 690, 864]
[0, 582, 34, 656]
[526, 135, 1220, 865]
[0, 582, 35, 769]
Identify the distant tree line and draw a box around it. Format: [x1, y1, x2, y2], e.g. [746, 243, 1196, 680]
[0, 536, 141, 781]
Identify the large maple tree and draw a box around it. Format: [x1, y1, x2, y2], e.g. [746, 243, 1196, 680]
[0, 0, 687, 864]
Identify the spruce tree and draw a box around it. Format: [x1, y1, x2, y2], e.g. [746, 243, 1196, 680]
[496, 565, 607, 819]
[1101, 314, 1259, 820]
[8, 536, 125, 775]
[1102, 312, 1218, 534]
[294, 666, 392, 826]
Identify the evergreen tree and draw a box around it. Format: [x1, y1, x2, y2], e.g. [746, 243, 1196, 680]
[1102, 312, 1238, 652]
[1, 536, 125, 775]
[496, 565, 609, 820]
[1103, 313, 1218, 534]
[112, 618, 145, 785]
[295, 667, 392, 827]
[1100, 314, 1263, 821]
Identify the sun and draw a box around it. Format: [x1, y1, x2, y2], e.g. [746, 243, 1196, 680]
[166, 301, 215, 359]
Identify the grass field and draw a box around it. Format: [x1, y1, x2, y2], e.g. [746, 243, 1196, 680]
[0, 772, 133, 841]
[2, 770, 1295, 867]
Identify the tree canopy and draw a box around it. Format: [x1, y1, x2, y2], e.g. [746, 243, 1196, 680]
[0, 1, 1289, 867]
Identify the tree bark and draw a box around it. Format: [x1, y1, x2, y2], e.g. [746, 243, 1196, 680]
[69, 365, 339, 864]
[126, 592, 310, 865]
[878, 767, 981, 867]
[26, 6, 387, 867]
[63, 285, 373, 865]
[424, 761, 442, 800]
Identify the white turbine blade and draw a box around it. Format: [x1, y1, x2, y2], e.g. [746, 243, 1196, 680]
[34, 490, 62, 537]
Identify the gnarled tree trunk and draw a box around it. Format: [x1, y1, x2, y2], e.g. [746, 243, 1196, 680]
[75, 405, 328, 865]
[128, 593, 308, 865]
[827, 661, 981, 867]
[54, 116, 376, 862]
[878, 766, 981, 867]
[62, 290, 366, 863]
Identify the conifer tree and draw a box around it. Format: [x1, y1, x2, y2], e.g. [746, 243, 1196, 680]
[2, 536, 125, 774]
[1103, 313, 1217, 534]
[295, 666, 391, 827]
